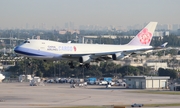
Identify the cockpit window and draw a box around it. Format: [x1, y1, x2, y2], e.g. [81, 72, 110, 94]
[24, 41, 30, 43]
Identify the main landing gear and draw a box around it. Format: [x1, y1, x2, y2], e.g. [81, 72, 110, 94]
[79, 63, 90, 69]
[68, 61, 90, 69]
[68, 61, 75, 68]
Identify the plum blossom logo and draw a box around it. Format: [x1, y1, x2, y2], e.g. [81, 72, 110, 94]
[138, 28, 152, 44]
[73, 46, 77, 51]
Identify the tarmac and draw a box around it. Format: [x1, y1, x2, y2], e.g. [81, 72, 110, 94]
[0, 82, 180, 108]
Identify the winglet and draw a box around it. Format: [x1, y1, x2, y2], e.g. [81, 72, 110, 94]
[67, 41, 71, 43]
[128, 22, 158, 46]
[160, 42, 168, 48]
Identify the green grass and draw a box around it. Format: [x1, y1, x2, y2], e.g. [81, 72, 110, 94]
[126, 90, 180, 95]
[143, 103, 180, 107]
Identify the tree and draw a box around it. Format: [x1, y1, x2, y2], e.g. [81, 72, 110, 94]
[158, 68, 178, 79]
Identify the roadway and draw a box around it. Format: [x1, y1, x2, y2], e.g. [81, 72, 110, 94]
[0, 82, 180, 108]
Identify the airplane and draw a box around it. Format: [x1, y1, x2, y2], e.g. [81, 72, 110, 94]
[14, 22, 167, 68]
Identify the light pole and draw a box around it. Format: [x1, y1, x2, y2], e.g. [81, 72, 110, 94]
[53, 61, 56, 77]
[59, 62, 60, 77]
[83, 66, 85, 82]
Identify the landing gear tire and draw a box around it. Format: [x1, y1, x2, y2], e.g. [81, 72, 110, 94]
[79, 64, 83, 68]
[68, 61, 74, 68]
[79, 63, 90, 69]
[85, 63, 90, 69]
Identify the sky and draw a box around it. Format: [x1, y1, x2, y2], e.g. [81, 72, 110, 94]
[0, 0, 180, 29]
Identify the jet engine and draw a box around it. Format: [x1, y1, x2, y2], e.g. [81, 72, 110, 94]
[79, 55, 92, 63]
[112, 52, 124, 60]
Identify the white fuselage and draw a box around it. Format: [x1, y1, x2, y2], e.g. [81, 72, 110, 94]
[14, 39, 153, 60]
[14, 22, 158, 64]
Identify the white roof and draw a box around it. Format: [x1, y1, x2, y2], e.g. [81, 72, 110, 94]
[124, 76, 170, 80]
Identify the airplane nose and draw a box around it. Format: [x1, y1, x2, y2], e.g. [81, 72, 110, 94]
[14, 46, 20, 53]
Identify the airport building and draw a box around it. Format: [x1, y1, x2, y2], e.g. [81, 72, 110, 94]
[124, 76, 170, 89]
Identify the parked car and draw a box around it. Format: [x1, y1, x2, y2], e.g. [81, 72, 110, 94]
[99, 81, 108, 85]
[108, 81, 115, 86]
[47, 79, 55, 83]
[131, 103, 143, 107]
[55, 78, 61, 83]
[87, 77, 97, 85]
[88, 80, 96, 85]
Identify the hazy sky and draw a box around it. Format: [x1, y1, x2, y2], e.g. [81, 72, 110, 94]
[0, 0, 180, 29]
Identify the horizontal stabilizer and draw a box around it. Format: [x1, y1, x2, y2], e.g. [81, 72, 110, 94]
[67, 41, 71, 43]
[160, 42, 168, 48]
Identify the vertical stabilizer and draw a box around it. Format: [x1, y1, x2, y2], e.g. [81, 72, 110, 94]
[128, 22, 158, 46]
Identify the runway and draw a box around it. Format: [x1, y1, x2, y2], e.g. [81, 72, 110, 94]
[0, 82, 180, 108]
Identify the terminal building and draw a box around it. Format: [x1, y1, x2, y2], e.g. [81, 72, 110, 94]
[124, 76, 170, 89]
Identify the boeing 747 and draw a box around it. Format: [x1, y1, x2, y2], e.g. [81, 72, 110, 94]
[14, 22, 167, 68]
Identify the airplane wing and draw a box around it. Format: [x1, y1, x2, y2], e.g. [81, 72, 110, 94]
[130, 42, 168, 55]
[61, 42, 168, 61]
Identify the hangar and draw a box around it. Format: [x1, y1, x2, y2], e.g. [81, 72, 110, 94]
[124, 76, 170, 89]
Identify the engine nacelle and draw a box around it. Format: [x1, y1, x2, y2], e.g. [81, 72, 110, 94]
[112, 52, 124, 60]
[79, 55, 92, 63]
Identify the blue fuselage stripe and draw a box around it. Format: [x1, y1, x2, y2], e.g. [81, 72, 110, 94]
[14, 46, 61, 57]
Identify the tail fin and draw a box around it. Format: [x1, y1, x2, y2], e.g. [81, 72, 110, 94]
[128, 22, 158, 46]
